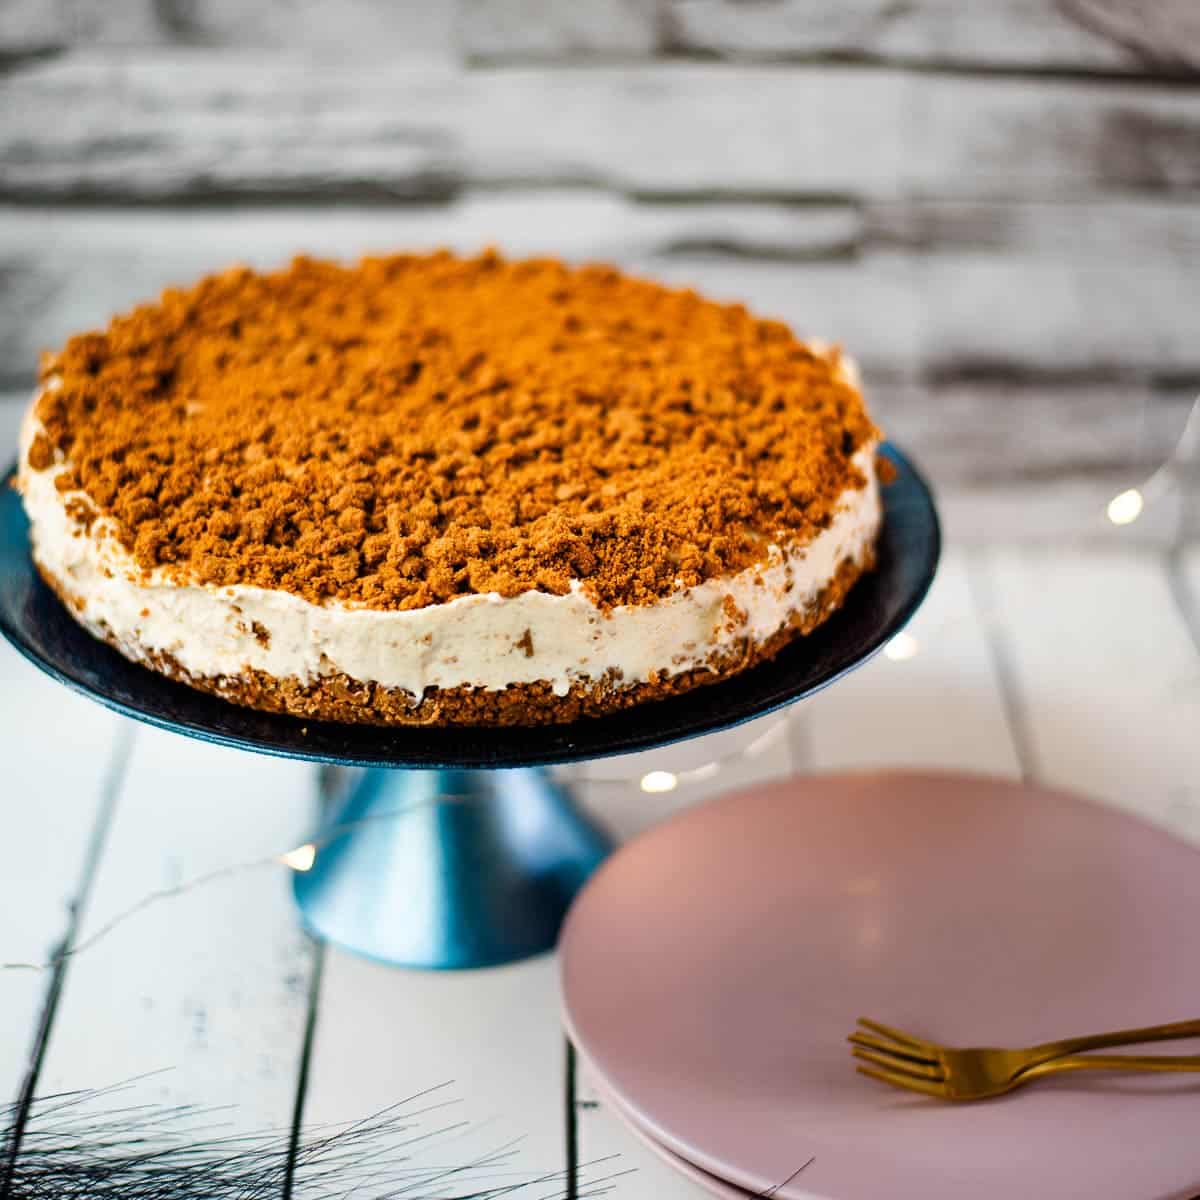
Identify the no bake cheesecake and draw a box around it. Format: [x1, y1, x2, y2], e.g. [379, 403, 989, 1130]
[18, 250, 883, 726]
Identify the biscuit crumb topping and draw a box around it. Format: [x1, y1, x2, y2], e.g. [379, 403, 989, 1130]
[32, 249, 877, 610]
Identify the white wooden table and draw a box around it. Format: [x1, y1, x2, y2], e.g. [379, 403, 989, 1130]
[1, 3, 1199, 1189]
[3, 543, 1198, 1196]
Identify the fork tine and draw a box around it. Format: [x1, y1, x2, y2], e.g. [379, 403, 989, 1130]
[850, 1046, 944, 1081]
[855, 1065, 947, 1099]
[847, 1032, 939, 1067]
[857, 1017, 935, 1052]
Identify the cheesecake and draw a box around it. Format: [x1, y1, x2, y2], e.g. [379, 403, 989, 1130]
[18, 250, 883, 726]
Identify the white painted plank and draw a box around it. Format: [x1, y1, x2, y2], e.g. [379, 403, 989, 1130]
[0, 0, 160, 50]
[165, 0, 455, 55]
[801, 549, 1022, 776]
[3, 56, 1199, 200]
[302, 951, 571, 1191]
[934, 476, 1187, 551]
[0, 193, 861, 265]
[460, 0, 659, 59]
[1165, 545, 1200, 841]
[882, 380, 1194, 549]
[0, 0, 454, 55]
[35, 728, 317, 1132]
[1183, 545, 1200, 613]
[0, 0, 65, 52]
[639, 250, 1200, 379]
[984, 547, 1200, 837]
[667, 0, 1200, 73]
[0, 647, 123, 1105]
[9, 0, 1197, 73]
[1181, 545, 1200, 593]
[1063, 0, 1200, 73]
[1186, 481, 1200, 543]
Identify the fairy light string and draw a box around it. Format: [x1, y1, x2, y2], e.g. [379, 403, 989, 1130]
[0, 794, 467, 975]
[1105, 390, 1199, 528]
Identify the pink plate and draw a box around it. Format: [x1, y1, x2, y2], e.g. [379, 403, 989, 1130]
[560, 771, 1200, 1200]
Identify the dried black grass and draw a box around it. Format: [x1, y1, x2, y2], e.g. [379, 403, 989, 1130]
[0, 1079, 624, 1200]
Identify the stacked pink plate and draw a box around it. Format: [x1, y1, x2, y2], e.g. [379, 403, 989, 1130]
[560, 771, 1200, 1199]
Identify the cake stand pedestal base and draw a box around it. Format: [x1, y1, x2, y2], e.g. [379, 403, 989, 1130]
[292, 767, 612, 969]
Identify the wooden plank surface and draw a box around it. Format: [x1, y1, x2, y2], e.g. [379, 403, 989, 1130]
[801, 549, 1022, 776]
[1169, 545, 1200, 841]
[980, 547, 1200, 836]
[34, 729, 318, 1134]
[1060, 0, 1200, 73]
[0, 648, 124, 1106]
[1182, 545, 1200, 623]
[6, 0, 1199, 75]
[3, 56, 1199, 202]
[663, 0, 1200, 73]
[461, 0, 659, 59]
[301, 952, 572, 1192]
[0, 0, 455, 55]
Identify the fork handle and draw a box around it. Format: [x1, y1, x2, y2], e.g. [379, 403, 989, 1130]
[1026, 1019, 1200, 1068]
[1025, 1053, 1200, 1079]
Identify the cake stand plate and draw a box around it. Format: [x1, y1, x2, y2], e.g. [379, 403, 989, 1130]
[0, 445, 939, 967]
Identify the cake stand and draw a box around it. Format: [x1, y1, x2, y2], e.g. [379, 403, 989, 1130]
[0, 445, 939, 969]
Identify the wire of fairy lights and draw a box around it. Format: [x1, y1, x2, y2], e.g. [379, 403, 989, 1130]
[1105, 390, 1200, 526]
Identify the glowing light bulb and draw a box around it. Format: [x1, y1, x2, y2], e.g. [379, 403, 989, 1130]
[640, 770, 678, 794]
[884, 632, 919, 662]
[279, 843, 316, 872]
[1106, 488, 1144, 525]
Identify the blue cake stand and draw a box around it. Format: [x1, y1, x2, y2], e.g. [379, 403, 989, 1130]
[0, 445, 939, 969]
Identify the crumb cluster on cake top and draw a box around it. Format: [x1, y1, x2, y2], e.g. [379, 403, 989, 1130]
[29, 249, 878, 611]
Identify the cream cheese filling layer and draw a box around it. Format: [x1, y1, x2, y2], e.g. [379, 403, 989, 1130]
[19, 404, 881, 700]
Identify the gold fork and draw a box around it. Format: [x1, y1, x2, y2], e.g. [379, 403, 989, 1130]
[849, 1016, 1200, 1100]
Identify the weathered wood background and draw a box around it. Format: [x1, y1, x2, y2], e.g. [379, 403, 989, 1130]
[0, 0, 1198, 542]
[3, 9, 1200, 1197]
